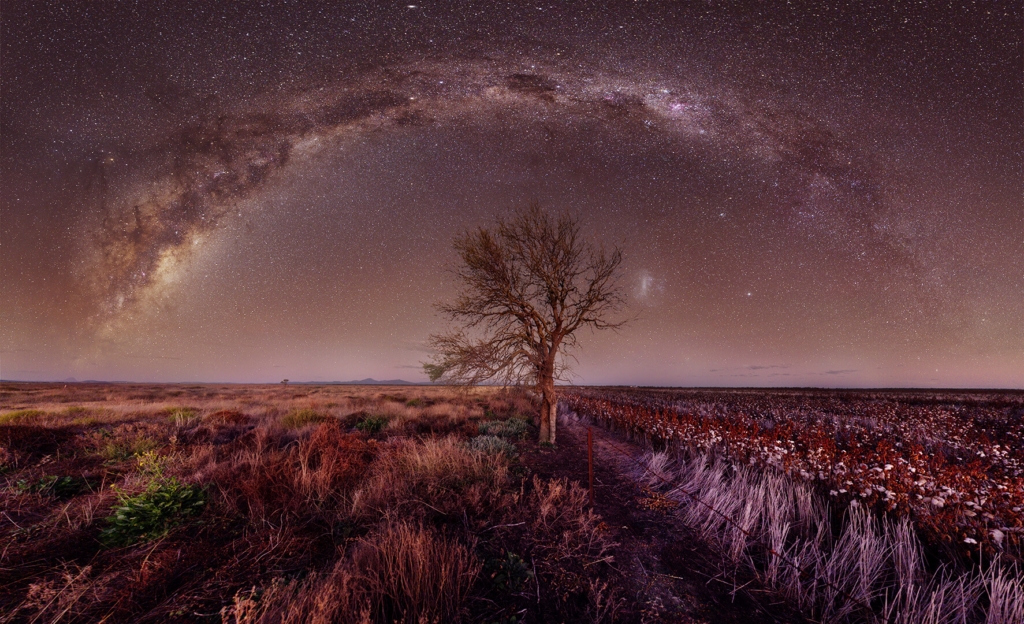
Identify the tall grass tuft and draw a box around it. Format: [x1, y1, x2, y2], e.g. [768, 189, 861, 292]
[352, 522, 481, 622]
[223, 524, 480, 623]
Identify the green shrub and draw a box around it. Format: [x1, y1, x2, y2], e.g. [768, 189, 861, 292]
[281, 408, 332, 429]
[16, 475, 88, 498]
[405, 398, 424, 407]
[0, 409, 45, 425]
[101, 477, 206, 546]
[478, 418, 530, 440]
[469, 435, 518, 457]
[485, 551, 534, 593]
[355, 414, 388, 433]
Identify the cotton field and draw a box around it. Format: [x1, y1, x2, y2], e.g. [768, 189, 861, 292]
[563, 388, 1024, 558]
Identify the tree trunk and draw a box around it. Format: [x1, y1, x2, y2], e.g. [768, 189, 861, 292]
[538, 375, 558, 444]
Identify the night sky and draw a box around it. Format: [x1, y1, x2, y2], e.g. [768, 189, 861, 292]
[2, 1, 1021, 387]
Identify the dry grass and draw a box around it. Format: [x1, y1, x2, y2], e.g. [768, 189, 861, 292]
[634, 449, 1024, 624]
[223, 523, 480, 624]
[0, 383, 619, 623]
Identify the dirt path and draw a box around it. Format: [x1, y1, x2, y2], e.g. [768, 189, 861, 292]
[522, 414, 806, 624]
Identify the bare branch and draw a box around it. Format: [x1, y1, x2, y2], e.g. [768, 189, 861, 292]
[423, 203, 628, 443]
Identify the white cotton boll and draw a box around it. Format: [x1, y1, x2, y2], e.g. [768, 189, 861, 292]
[964, 537, 977, 544]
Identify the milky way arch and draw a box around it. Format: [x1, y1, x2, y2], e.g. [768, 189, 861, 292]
[82, 55, 906, 333]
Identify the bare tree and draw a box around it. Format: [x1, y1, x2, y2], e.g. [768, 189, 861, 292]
[424, 203, 626, 444]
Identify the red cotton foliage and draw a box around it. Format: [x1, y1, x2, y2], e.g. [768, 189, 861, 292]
[563, 388, 1024, 557]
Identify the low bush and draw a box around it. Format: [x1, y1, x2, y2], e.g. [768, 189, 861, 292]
[0, 424, 75, 459]
[280, 408, 332, 429]
[490, 476, 622, 620]
[469, 435, 518, 457]
[100, 477, 206, 546]
[356, 414, 388, 433]
[478, 417, 530, 440]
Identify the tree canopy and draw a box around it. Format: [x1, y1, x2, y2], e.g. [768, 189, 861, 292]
[425, 203, 626, 443]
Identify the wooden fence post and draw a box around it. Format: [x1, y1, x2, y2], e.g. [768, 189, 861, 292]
[588, 427, 595, 506]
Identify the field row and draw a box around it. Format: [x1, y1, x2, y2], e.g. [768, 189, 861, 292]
[562, 388, 1024, 556]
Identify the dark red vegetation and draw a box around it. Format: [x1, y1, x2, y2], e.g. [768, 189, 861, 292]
[0, 384, 626, 623]
[563, 388, 1024, 560]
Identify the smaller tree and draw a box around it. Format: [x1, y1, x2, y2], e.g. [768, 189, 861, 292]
[425, 204, 626, 444]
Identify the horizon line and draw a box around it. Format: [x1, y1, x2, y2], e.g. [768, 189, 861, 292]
[1, 379, 1022, 393]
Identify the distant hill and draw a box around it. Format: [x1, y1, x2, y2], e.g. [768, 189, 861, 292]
[293, 378, 419, 385]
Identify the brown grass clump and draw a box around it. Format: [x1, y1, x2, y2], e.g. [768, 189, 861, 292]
[353, 522, 481, 622]
[213, 422, 374, 523]
[205, 409, 250, 425]
[352, 436, 510, 524]
[223, 521, 481, 624]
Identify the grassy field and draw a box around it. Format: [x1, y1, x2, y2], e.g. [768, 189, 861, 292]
[3, 383, 1022, 623]
[0, 383, 619, 623]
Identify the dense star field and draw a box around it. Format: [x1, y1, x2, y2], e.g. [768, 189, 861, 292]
[1, 1, 1021, 386]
